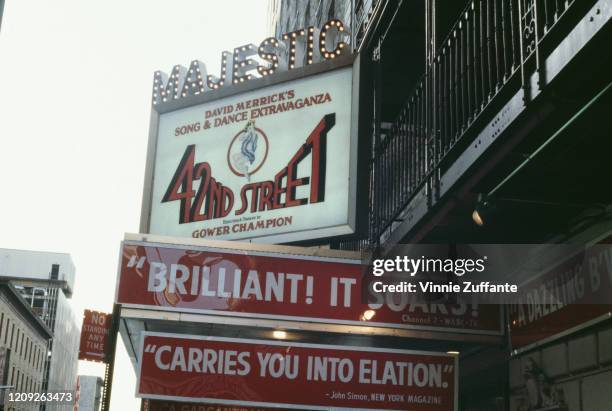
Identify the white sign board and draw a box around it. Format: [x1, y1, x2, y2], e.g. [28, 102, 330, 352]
[147, 65, 357, 243]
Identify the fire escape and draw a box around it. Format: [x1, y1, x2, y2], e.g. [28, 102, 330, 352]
[333, 0, 612, 252]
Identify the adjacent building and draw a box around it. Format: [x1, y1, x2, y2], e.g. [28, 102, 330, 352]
[268, 0, 352, 64]
[268, 0, 352, 37]
[0, 0, 5, 32]
[0, 280, 52, 411]
[0, 249, 79, 411]
[76, 376, 102, 411]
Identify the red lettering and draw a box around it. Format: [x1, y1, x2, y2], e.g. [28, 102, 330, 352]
[167, 115, 335, 224]
[163, 146, 235, 223]
[307, 114, 335, 203]
[273, 167, 288, 209]
[258, 181, 274, 211]
[162, 145, 197, 224]
[285, 145, 310, 207]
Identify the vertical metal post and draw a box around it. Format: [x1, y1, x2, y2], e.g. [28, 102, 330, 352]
[431, 0, 440, 203]
[370, 37, 382, 247]
[503, 304, 512, 411]
[517, 0, 529, 104]
[100, 304, 120, 411]
[425, 0, 435, 206]
[351, 0, 357, 53]
[425, 0, 433, 66]
[518, 0, 541, 103]
[532, 0, 545, 89]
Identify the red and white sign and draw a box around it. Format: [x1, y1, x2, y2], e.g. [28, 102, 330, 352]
[145, 65, 357, 243]
[137, 333, 458, 411]
[78, 309, 112, 362]
[116, 239, 501, 335]
[509, 243, 612, 349]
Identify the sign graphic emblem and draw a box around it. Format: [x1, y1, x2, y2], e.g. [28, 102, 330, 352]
[227, 120, 269, 180]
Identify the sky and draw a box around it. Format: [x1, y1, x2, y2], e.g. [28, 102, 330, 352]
[0, 0, 269, 408]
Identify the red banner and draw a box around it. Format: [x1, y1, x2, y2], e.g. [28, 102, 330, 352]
[78, 309, 112, 362]
[137, 333, 457, 410]
[116, 240, 501, 335]
[509, 244, 612, 349]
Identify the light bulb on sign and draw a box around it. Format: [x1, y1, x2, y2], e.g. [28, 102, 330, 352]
[151, 19, 349, 105]
[257, 37, 280, 76]
[207, 52, 232, 90]
[361, 310, 376, 321]
[273, 330, 287, 339]
[319, 19, 348, 60]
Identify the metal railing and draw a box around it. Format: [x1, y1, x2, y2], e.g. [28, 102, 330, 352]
[353, 0, 381, 49]
[329, 238, 371, 252]
[350, 0, 587, 250]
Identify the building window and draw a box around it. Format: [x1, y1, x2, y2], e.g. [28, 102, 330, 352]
[50, 264, 60, 280]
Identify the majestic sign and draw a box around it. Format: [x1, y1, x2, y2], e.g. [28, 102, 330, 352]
[116, 239, 502, 335]
[137, 333, 458, 411]
[147, 65, 357, 243]
[509, 243, 612, 349]
[152, 20, 348, 106]
[78, 309, 112, 363]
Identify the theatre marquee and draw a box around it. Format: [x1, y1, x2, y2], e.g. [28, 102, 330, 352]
[141, 59, 358, 243]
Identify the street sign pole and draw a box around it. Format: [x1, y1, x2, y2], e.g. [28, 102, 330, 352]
[100, 304, 120, 411]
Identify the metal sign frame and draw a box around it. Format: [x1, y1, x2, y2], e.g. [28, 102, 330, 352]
[115, 233, 504, 338]
[135, 331, 459, 411]
[139, 55, 360, 244]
